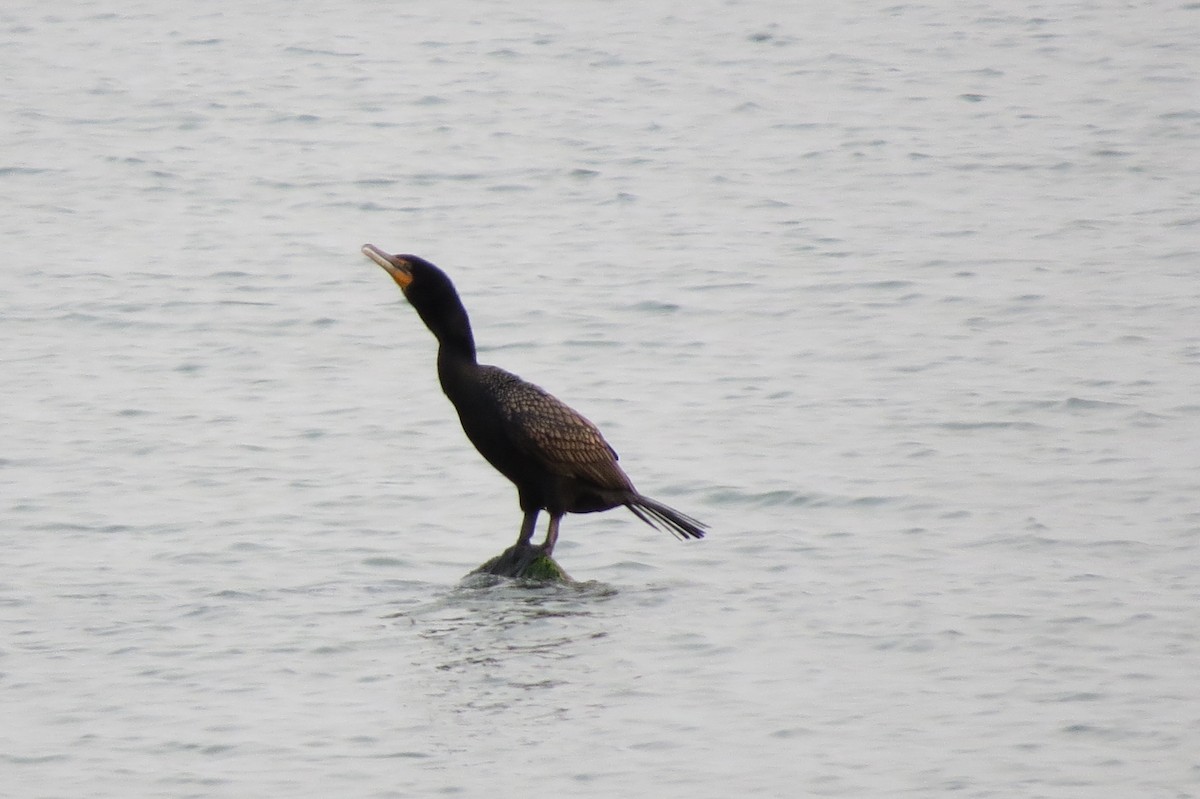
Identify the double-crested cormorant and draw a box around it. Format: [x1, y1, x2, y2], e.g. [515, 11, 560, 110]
[362, 244, 706, 559]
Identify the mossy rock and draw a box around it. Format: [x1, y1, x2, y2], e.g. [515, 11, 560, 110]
[519, 554, 570, 581]
[470, 544, 572, 582]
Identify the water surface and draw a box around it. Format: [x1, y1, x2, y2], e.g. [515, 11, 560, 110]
[3, 1, 1199, 796]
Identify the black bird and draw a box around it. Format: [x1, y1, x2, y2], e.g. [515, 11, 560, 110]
[362, 244, 706, 560]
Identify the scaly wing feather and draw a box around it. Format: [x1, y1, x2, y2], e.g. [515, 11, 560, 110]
[483, 367, 632, 490]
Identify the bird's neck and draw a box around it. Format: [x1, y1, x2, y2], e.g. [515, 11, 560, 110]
[437, 336, 476, 379]
[434, 326, 476, 365]
[435, 329, 483, 409]
[432, 336, 477, 414]
[419, 297, 477, 365]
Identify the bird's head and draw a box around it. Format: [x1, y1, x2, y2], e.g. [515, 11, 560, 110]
[362, 244, 474, 353]
[361, 244, 458, 305]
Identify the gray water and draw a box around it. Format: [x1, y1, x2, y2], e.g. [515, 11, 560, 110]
[3, 1, 1199, 796]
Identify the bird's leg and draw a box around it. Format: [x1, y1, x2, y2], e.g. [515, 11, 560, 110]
[515, 510, 539, 549]
[540, 514, 562, 557]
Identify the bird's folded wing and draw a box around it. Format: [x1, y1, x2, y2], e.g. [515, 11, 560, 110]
[495, 377, 632, 490]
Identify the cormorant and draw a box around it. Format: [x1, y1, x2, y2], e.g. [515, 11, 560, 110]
[362, 244, 706, 559]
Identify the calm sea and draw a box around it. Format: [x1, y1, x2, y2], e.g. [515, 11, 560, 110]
[3, 1, 1198, 796]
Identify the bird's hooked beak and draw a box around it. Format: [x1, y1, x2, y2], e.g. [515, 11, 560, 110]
[362, 244, 413, 290]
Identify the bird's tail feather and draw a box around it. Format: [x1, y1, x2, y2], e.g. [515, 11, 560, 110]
[626, 495, 707, 540]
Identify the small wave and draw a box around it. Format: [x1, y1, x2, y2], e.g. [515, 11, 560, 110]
[271, 113, 321, 124]
[354, 177, 399, 187]
[799, 279, 917, 293]
[629, 300, 680, 313]
[705, 488, 816, 507]
[1062, 397, 1129, 411]
[937, 420, 1043, 431]
[284, 46, 355, 57]
[0, 754, 70, 765]
[0, 166, 52, 177]
[704, 487, 902, 509]
[1043, 692, 1106, 703]
[387, 575, 616, 622]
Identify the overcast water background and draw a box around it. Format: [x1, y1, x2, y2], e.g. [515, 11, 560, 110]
[3, 1, 1200, 797]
